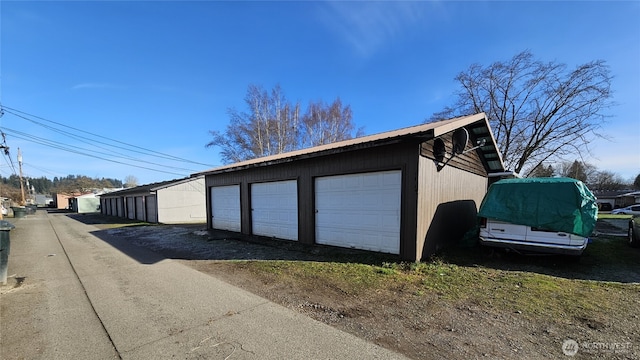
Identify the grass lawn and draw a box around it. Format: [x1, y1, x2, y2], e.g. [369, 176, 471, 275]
[597, 213, 633, 219]
[236, 233, 639, 323]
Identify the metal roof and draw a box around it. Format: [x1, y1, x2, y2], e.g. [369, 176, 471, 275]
[149, 175, 204, 191]
[99, 178, 186, 197]
[195, 113, 505, 176]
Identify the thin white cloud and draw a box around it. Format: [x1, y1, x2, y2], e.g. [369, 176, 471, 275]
[71, 83, 124, 90]
[317, 2, 429, 58]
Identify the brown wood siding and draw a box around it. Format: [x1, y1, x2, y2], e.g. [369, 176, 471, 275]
[416, 155, 488, 261]
[205, 132, 491, 261]
[205, 141, 421, 259]
[420, 129, 488, 177]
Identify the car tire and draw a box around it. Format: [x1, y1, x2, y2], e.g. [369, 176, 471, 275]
[630, 223, 640, 248]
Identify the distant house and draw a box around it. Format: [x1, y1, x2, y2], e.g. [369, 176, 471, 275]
[99, 176, 206, 224]
[195, 113, 507, 261]
[593, 190, 618, 210]
[593, 190, 640, 209]
[617, 191, 640, 207]
[52, 193, 79, 209]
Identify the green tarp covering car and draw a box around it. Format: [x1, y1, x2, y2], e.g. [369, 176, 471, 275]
[478, 177, 598, 238]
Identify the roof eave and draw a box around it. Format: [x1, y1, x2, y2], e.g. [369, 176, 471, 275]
[195, 112, 505, 176]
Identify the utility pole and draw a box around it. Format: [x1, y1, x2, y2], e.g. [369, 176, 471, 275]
[0, 145, 7, 220]
[0, 112, 5, 218]
[18, 148, 25, 206]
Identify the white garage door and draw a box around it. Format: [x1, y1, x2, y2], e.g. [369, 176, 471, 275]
[251, 180, 298, 241]
[315, 170, 401, 254]
[210, 185, 241, 232]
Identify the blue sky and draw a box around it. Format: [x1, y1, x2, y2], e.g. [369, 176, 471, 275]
[1, 1, 638, 185]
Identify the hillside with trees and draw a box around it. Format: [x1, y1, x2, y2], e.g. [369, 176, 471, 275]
[0, 175, 123, 202]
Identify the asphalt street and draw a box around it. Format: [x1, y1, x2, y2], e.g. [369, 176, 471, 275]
[0, 210, 407, 359]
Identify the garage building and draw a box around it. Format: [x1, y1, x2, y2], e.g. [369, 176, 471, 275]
[197, 113, 505, 261]
[100, 176, 206, 224]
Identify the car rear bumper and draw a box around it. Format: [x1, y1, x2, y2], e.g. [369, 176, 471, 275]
[479, 236, 587, 256]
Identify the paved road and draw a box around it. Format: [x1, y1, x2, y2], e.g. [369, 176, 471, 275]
[1, 211, 407, 359]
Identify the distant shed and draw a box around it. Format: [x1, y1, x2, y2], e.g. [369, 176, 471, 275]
[70, 193, 101, 213]
[196, 113, 506, 261]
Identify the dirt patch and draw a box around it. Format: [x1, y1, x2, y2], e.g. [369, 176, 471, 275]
[94, 218, 639, 359]
[0, 275, 27, 295]
[191, 261, 638, 360]
[203, 262, 533, 359]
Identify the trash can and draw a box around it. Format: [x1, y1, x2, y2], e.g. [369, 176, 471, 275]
[0, 220, 16, 285]
[11, 207, 26, 218]
[26, 204, 37, 214]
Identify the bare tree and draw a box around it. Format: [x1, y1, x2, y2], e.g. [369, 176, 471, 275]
[248, 84, 300, 156]
[555, 160, 597, 183]
[429, 51, 613, 174]
[124, 175, 138, 188]
[543, 160, 627, 190]
[207, 84, 363, 164]
[527, 163, 555, 178]
[301, 98, 364, 147]
[207, 84, 301, 163]
[76, 176, 95, 193]
[589, 170, 626, 191]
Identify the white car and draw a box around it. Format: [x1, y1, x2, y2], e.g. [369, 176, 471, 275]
[1, 206, 7, 216]
[612, 205, 640, 215]
[479, 219, 589, 256]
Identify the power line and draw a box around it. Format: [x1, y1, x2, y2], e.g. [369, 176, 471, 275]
[0, 131, 17, 176]
[1, 126, 201, 173]
[0, 105, 222, 177]
[22, 163, 64, 178]
[1, 128, 188, 177]
[0, 105, 217, 167]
